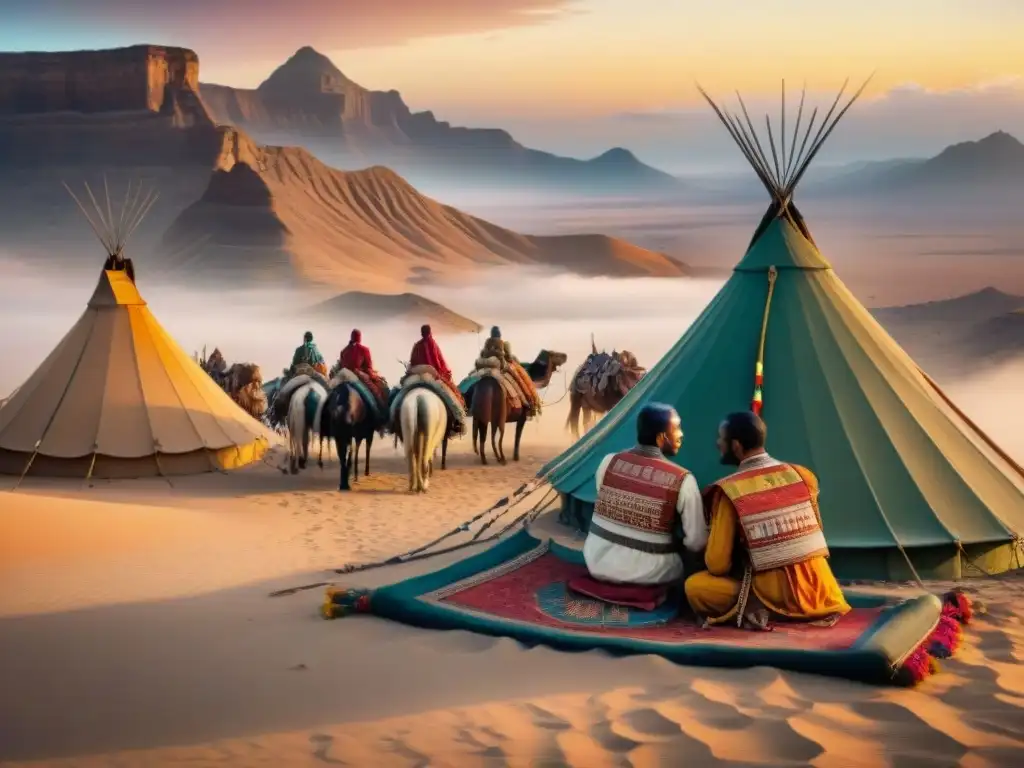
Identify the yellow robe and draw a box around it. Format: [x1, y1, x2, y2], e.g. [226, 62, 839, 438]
[684, 465, 851, 623]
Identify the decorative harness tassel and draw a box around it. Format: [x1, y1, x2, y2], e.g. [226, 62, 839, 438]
[752, 266, 778, 416]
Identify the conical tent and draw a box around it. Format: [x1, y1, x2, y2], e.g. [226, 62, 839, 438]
[542, 81, 1024, 580]
[0, 181, 272, 480]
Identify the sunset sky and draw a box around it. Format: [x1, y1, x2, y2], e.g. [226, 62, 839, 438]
[4, 0, 1024, 169]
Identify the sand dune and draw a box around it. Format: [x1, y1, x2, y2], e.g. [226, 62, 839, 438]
[159, 146, 687, 291]
[305, 290, 483, 334]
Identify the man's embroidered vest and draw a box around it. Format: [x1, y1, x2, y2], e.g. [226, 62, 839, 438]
[714, 463, 829, 572]
[594, 449, 688, 536]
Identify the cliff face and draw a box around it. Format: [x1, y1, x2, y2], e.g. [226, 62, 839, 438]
[0, 45, 200, 115]
[200, 47, 681, 194]
[0, 44, 263, 265]
[0, 45, 243, 168]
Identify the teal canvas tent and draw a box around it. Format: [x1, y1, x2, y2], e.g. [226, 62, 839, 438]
[540, 80, 1024, 580]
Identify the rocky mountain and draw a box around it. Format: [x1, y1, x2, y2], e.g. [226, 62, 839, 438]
[199, 46, 683, 196]
[0, 44, 685, 291]
[873, 288, 1024, 375]
[816, 131, 1024, 198]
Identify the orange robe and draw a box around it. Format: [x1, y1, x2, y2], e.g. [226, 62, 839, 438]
[684, 465, 850, 623]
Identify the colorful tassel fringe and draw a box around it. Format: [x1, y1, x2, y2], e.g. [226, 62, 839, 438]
[894, 589, 972, 685]
[321, 587, 373, 619]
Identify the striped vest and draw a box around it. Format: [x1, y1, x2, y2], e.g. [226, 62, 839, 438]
[714, 460, 829, 572]
[594, 448, 689, 536]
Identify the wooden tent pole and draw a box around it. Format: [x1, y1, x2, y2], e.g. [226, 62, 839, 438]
[918, 368, 1024, 480]
[84, 448, 98, 487]
[11, 440, 43, 491]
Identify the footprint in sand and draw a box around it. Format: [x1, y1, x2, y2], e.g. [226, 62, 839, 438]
[309, 733, 345, 764]
[381, 735, 431, 766]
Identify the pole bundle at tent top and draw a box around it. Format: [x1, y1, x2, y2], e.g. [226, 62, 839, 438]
[62, 176, 159, 259]
[695, 75, 874, 213]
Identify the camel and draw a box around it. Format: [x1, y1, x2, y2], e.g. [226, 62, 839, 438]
[324, 380, 379, 491]
[400, 387, 449, 493]
[468, 350, 568, 465]
[195, 346, 267, 421]
[566, 338, 646, 440]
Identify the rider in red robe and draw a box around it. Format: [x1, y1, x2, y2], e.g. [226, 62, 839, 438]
[410, 324, 452, 381]
[339, 329, 373, 374]
[409, 324, 464, 408]
[338, 329, 387, 412]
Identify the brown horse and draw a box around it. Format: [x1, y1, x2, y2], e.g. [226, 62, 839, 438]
[470, 350, 568, 465]
[566, 348, 645, 440]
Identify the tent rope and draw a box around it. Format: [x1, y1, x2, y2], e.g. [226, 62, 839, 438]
[268, 485, 555, 597]
[956, 539, 1024, 595]
[751, 266, 778, 416]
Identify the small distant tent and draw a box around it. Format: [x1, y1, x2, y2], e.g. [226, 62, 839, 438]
[0, 180, 272, 480]
[541, 80, 1024, 580]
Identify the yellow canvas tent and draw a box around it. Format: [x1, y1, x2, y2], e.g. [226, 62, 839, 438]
[0, 181, 272, 479]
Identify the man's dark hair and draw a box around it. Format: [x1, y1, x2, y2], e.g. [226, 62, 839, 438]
[421, 324, 431, 338]
[637, 402, 676, 446]
[722, 411, 767, 452]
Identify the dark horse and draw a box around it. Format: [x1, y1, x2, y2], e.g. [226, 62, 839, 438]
[324, 381, 378, 491]
[468, 349, 568, 465]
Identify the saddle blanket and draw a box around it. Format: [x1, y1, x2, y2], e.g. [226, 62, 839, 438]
[461, 357, 540, 416]
[572, 352, 645, 398]
[271, 373, 328, 428]
[333, 368, 390, 429]
[389, 371, 467, 437]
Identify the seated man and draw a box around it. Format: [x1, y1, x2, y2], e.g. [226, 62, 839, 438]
[338, 329, 388, 412]
[290, 331, 325, 376]
[338, 329, 371, 373]
[583, 403, 706, 585]
[480, 326, 508, 365]
[684, 411, 851, 629]
[409, 324, 465, 409]
[481, 326, 538, 414]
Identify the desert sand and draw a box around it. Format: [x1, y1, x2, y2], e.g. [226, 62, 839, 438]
[2, 366, 1024, 766]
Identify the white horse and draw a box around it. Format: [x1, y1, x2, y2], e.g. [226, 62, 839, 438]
[281, 376, 330, 475]
[400, 387, 448, 493]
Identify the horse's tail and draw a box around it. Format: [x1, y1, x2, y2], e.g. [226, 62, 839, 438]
[311, 382, 330, 439]
[416, 391, 430, 480]
[286, 385, 306, 459]
[565, 389, 580, 434]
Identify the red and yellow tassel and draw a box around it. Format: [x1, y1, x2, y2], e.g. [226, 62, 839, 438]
[751, 362, 764, 414]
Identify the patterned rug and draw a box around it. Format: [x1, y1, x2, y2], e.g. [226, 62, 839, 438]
[323, 530, 972, 686]
[435, 543, 880, 649]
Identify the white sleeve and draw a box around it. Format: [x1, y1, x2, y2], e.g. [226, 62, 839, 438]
[677, 473, 708, 552]
[594, 454, 614, 487]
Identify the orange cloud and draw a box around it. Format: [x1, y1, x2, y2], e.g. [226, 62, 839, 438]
[10, 0, 576, 52]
